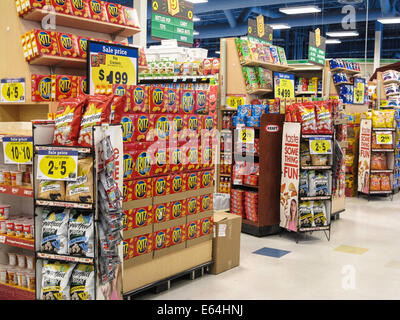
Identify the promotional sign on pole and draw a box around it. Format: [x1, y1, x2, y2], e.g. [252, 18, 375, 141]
[308, 30, 326, 66]
[274, 72, 295, 99]
[1, 78, 25, 103]
[353, 77, 366, 105]
[280, 122, 301, 232]
[2, 136, 33, 164]
[87, 41, 139, 95]
[358, 119, 372, 193]
[247, 15, 273, 45]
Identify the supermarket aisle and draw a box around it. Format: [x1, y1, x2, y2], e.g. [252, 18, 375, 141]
[138, 194, 400, 300]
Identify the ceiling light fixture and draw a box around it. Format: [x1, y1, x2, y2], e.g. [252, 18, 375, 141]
[215, 51, 220, 54]
[192, 16, 201, 22]
[193, 31, 199, 35]
[377, 17, 400, 24]
[326, 31, 359, 37]
[325, 39, 342, 44]
[279, 5, 321, 15]
[186, 0, 208, 3]
[269, 24, 291, 30]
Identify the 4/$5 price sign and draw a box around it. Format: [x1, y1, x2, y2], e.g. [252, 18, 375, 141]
[87, 41, 139, 95]
[1, 78, 25, 103]
[37, 149, 78, 181]
[2, 137, 33, 164]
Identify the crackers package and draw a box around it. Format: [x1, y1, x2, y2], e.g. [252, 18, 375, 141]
[183, 144, 200, 171]
[169, 143, 185, 173]
[123, 238, 134, 260]
[57, 33, 79, 58]
[152, 143, 169, 175]
[212, 58, 220, 75]
[131, 86, 149, 113]
[170, 199, 186, 220]
[32, 29, 59, 56]
[32, 74, 53, 102]
[124, 206, 153, 230]
[277, 46, 288, 65]
[70, 0, 91, 18]
[65, 157, 94, 203]
[195, 90, 208, 114]
[199, 216, 213, 236]
[200, 143, 215, 169]
[87, 0, 108, 21]
[185, 171, 200, 191]
[200, 193, 212, 212]
[76, 36, 88, 59]
[122, 178, 152, 202]
[315, 102, 333, 134]
[52, 75, 79, 101]
[110, 94, 126, 124]
[153, 229, 170, 250]
[78, 76, 87, 95]
[186, 197, 199, 216]
[184, 114, 201, 139]
[122, 6, 140, 28]
[133, 233, 153, 257]
[186, 221, 199, 240]
[166, 88, 179, 113]
[105, 2, 125, 25]
[123, 142, 153, 179]
[170, 173, 186, 194]
[152, 175, 171, 197]
[168, 225, 186, 246]
[180, 89, 195, 114]
[153, 202, 170, 224]
[200, 170, 213, 188]
[149, 87, 167, 113]
[51, 0, 72, 14]
[171, 114, 185, 139]
[121, 113, 154, 142]
[242, 67, 259, 92]
[154, 114, 172, 140]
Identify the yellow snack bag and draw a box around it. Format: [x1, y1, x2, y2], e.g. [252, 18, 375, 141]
[372, 110, 386, 128]
[364, 111, 372, 120]
[384, 110, 395, 128]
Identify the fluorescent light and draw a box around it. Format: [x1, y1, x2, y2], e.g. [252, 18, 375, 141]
[269, 24, 291, 30]
[326, 31, 359, 37]
[215, 51, 220, 54]
[186, 0, 208, 3]
[279, 5, 321, 15]
[325, 39, 342, 44]
[193, 31, 199, 35]
[377, 17, 400, 24]
[193, 16, 201, 22]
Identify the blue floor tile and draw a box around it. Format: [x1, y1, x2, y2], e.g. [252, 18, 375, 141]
[252, 247, 291, 258]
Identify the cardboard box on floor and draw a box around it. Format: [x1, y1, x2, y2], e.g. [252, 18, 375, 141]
[210, 211, 242, 275]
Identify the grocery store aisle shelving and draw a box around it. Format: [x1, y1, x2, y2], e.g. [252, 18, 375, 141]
[137, 194, 400, 300]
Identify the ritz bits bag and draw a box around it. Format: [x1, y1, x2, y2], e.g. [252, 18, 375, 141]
[78, 95, 113, 147]
[297, 103, 317, 134]
[66, 157, 93, 203]
[53, 96, 87, 146]
[315, 101, 333, 134]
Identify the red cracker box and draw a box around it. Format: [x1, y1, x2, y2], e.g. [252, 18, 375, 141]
[200, 143, 215, 169]
[199, 193, 213, 212]
[153, 114, 172, 141]
[31, 74, 53, 102]
[200, 169, 214, 189]
[171, 114, 185, 140]
[168, 224, 186, 247]
[78, 76, 87, 95]
[153, 229, 170, 251]
[185, 171, 200, 191]
[123, 206, 153, 230]
[170, 199, 186, 220]
[123, 238, 134, 260]
[87, 0, 108, 21]
[32, 29, 60, 56]
[186, 220, 200, 240]
[123, 142, 154, 180]
[166, 88, 179, 113]
[51, 0, 72, 14]
[57, 33, 79, 58]
[133, 233, 153, 257]
[112, 84, 132, 112]
[151, 142, 169, 175]
[76, 36, 88, 59]
[131, 85, 149, 113]
[150, 87, 167, 113]
[153, 202, 171, 224]
[70, 0, 91, 18]
[122, 178, 152, 202]
[199, 216, 213, 237]
[183, 114, 201, 139]
[51, 75, 79, 101]
[180, 89, 195, 114]
[152, 175, 171, 197]
[208, 84, 218, 115]
[169, 173, 186, 194]
[194, 90, 209, 114]
[202, 115, 216, 137]
[121, 113, 154, 143]
[186, 197, 200, 216]
[182, 143, 200, 171]
[105, 2, 125, 25]
[169, 142, 185, 173]
[122, 6, 141, 28]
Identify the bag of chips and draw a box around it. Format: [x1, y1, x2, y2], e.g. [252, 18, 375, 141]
[312, 201, 327, 227]
[66, 157, 93, 203]
[384, 110, 395, 128]
[70, 264, 95, 300]
[38, 180, 65, 201]
[315, 102, 333, 134]
[68, 210, 94, 257]
[300, 142, 311, 167]
[380, 173, 391, 191]
[78, 95, 113, 147]
[41, 208, 69, 254]
[299, 171, 309, 197]
[297, 103, 317, 134]
[372, 110, 386, 128]
[299, 201, 313, 228]
[371, 152, 387, 170]
[311, 154, 328, 166]
[110, 95, 126, 124]
[309, 170, 329, 196]
[53, 96, 87, 146]
[41, 261, 75, 300]
[369, 174, 381, 191]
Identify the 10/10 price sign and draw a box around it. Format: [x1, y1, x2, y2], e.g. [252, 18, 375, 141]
[2, 137, 33, 164]
[88, 41, 139, 94]
[37, 149, 78, 181]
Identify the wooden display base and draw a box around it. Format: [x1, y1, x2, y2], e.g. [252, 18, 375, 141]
[241, 221, 280, 237]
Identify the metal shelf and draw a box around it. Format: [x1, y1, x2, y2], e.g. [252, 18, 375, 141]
[300, 195, 331, 201]
[37, 252, 94, 264]
[35, 199, 94, 210]
[0, 235, 34, 250]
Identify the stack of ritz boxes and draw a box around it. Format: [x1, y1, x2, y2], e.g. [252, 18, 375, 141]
[116, 82, 217, 265]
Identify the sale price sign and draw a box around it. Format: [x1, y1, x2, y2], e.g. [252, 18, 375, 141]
[2, 137, 33, 164]
[274, 72, 295, 99]
[309, 137, 332, 154]
[88, 41, 139, 94]
[238, 128, 255, 144]
[376, 132, 393, 145]
[1, 78, 25, 103]
[37, 149, 78, 181]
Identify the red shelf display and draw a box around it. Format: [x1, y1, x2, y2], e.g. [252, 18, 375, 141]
[0, 235, 34, 250]
[0, 185, 33, 198]
[0, 283, 35, 300]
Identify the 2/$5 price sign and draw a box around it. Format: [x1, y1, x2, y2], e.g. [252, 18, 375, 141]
[2, 137, 33, 164]
[87, 41, 139, 95]
[309, 137, 332, 154]
[37, 149, 78, 181]
[274, 72, 295, 99]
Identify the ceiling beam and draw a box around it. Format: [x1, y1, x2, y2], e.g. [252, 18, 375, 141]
[223, 9, 237, 28]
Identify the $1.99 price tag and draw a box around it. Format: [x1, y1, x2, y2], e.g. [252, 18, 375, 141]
[2, 137, 33, 164]
[376, 132, 392, 145]
[309, 138, 332, 154]
[238, 128, 255, 144]
[37, 150, 78, 181]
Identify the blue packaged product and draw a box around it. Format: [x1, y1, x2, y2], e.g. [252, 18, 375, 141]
[251, 105, 264, 117]
[262, 104, 269, 113]
[244, 116, 259, 127]
[237, 105, 251, 117]
[232, 116, 245, 127]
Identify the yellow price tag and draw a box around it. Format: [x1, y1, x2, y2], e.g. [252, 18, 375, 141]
[376, 133, 392, 145]
[226, 96, 245, 109]
[37, 150, 78, 181]
[274, 73, 295, 99]
[353, 78, 365, 104]
[239, 128, 254, 144]
[2, 137, 32, 164]
[1, 79, 25, 103]
[309, 139, 332, 154]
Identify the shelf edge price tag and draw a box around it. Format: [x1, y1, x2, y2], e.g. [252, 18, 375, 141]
[2, 137, 33, 164]
[309, 138, 332, 154]
[376, 132, 392, 145]
[238, 128, 255, 144]
[1, 78, 25, 103]
[226, 95, 245, 109]
[37, 149, 78, 181]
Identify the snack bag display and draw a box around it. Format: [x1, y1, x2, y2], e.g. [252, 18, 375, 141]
[242, 67, 259, 92]
[78, 95, 113, 147]
[300, 142, 311, 167]
[299, 171, 309, 197]
[38, 180, 66, 201]
[311, 153, 329, 166]
[123, 178, 152, 202]
[52, 75, 79, 101]
[41, 208, 69, 254]
[110, 95, 126, 124]
[299, 201, 313, 228]
[105, 2, 125, 25]
[87, 0, 108, 21]
[312, 201, 327, 227]
[68, 210, 94, 257]
[57, 33, 79, 58]
[153, 202, 170, 224]
[315, 102, 333, 134]
[70, 264, 95, 300]
[70, 0, 91, 17]
[380, 173, 391, 191]
[308, 171, 329, 196]
[53, 95, 87, 146]
[41, 261, 75, 300]
[31, 74, 53, 102]
[32, 29, 59, 56]
[66, 157, 94, 203]
[369, 174, 381, 191]
[371, 152, 387, 170]
[180, 90, 195, 114]
[298, 103, 317, 134]
[255, 67, 273, 90]
[124, 206, 153, 230]
[384, 110, 395, 128]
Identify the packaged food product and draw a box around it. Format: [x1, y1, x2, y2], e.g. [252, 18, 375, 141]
[70, 0, 91, 17]
[170, 199, 185, 220]
[313, 201, 327, 227]
[51, 0, 72, 14]
[0, 221, 6, 234]
[131, 85, 149, 113]
[32, 29, 59, 56]
[180, 90, 195, 114]
[299, 201, 313, 228]
[87, 0, 108, 21]
[171, 114, 185, 139]
[76, 36, 88, 59]
[123, 142, 153, 179]
[300, 142, 311, 167]
[26, 256, 34, 270]
[308, 171, 329, 196]
[68, 210, 94, 257]
[78, 76, 87, 95]
[41, 261, 75, 300]
[255, 67, 273, 90]
[371, 152, 387, 170]
[212, 58, 220, 75]
[109, 95, 126, 124]
[14, 220, 24, 237]
[41, 208, 69, 254]
[235, 39, 252, 64]
[199, 217, 213, 236]
[311, 154, 328, 166]
[133, 233, 153, 256]
[121, 114, 154, 143]
[384, 109, 395, 128]
[26, 271, 35, 290]
[38, 180, 65, 201]
[0, 205, 10, 220]
[17, 254, 26, 269]
[0, 265, 7, 284]
[299, 171, 309, 197]
[242, 67, 259, 92]
[200, 194, 213, 212]
[124, 206, 153, 230]
[122, 6, 140, 28]
[6, 221, 15, 236]
[168, 225, 186, 246]
[70, 264, 95, 300]
[298, 103, 317, 134]
[195, 90, 208, 114]
[380, 173, 391, 191]
[2, 171, 11, 186]
[372, 110, 386, 128]
[31, 74, 53, 102]
[8, 253, 17, 266]
[105, 2, 125, 24]
[315, 102, 333, 134]
[56, 33, 78, 58]
[166, 88, 179, 114]
[23, 220, 33, 239]
[53, 95, 87, 146]
[7, 267, 17, 285]
[78, 95, 113, 147]
[369, 174, 381, 191]
[52, 74, 79, 101]
[153, 202, 170, 224]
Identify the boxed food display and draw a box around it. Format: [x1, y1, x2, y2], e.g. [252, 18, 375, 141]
[169, 143, 185, 173]
[199, 216, 213, 237]
[78, 76, 87, 95]
[168, 224, 186, 246]
[170, 199, 186, 220]
[152, 175, 171, 197]
[57, 32, 79, 58]
[31, 74, 53, 102]
[51, 0, 72, 14]
[152, 144, 169, 175]
[123, 142, 153, 179]
[123, 178, 152, 202]
[186, 220, 200, 240]
[195, 90, 208, 114]
[184, 114, 201, 139]
[183, 144, 200, 171]
[242, 67, 259, 92]
[121, 113, 154, 143]
[122, 6, 141, 28]
[170, 173, 186, 194]
[124, 206, 153, 230]
[31, 29, 59, 56]
[171, 114, 185, 139]
[199, 193, 212, 212]
[153, 202, 171, 224]
[87, 0, 108, 21]
[52, 75, 79, 101]
[186, 197, 200, 216]
[149, 87, 167, 113]
[132, 233, 153, 257]
[105, 2, 125, 24]
[70, 0, 91, 17]
[131, 85, 149, 113]
[180, 90, 195, 114]
[185, 171, 200, 191]
[200, 169, 213, 189]
[166, 88, 179, 114]
[153, 229, 170, 251]
[76, 36, 88, 59]
[153, 114, 172, 140]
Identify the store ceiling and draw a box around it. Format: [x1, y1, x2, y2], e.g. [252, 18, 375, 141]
[110, 0, 400, 60]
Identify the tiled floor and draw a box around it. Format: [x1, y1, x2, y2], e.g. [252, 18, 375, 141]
[137, 194, 400, 300]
